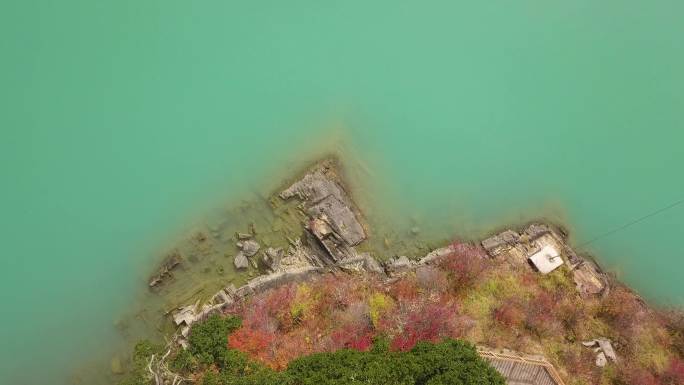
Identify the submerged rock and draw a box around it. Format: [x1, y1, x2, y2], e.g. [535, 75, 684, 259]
[237, 240, 260, 257]
[110, 356, 124, 375]
[148, 251, 183, 287]
[234, 252, 249, 269]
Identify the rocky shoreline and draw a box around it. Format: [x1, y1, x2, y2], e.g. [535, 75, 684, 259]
[154, 158, 608, 349]
[124, 157, 684, 385]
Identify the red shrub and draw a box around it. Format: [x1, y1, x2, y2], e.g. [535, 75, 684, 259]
[524, 292, 560, 337]
[618, 366, 659, 385]
[228, 327, 274, 362]
[390, 301, 459, 351]
[331, 323, 373, 351]
[389, 276, 420, 301]
[663, 357, 684, 385]
[318, 274, 368, 311]
[269, 330, 318, 370]
[599, 286, 644, 332]
[416, 266, 448, 293]
[493, 301, 525, 329]
[559, 349, 595, 379]
[520, 272, 538, 287]
[241, 284, 297, 332]
[440, 243, 487, 290]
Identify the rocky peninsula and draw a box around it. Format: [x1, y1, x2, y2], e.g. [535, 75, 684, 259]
[118, 158, 684, 385]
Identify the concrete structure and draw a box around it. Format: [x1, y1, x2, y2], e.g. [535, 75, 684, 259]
[529, 245, 563, 274]
[481, 223, 608, 296]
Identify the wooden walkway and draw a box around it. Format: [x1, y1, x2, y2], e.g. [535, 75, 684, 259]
[478, 348, 565, 385]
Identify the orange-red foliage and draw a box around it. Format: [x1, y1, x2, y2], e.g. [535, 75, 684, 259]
[389, 275, 420, 301]
[228, 327, 274, 363]
[269, 329, 318, 369]
[331, 323, 373, 351]
[242, 284, 296, 332]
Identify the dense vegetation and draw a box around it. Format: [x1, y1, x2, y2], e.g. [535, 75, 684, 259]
[119, 340, 165, 385]
[120, 242, 684, 385]
[120, 316, 505, 385]
[219, 243, 684, 385]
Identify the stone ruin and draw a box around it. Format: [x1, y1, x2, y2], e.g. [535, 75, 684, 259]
[481, 223, 609, 298]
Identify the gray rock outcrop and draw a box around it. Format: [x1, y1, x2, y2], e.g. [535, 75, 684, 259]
[280, 159, 367, 262]
[582, 338, 618, 367]
[262, 247, 284, 270]
[573, 261, 608, 297]
[481, 230, 521, 256]
[149, 251, 182, 287]
[234, 252, 249, 269]
[237, 240, 260, 257]
[383, 256, 414, 276]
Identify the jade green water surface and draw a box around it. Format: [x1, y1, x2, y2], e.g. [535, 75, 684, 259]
[2, 1, 683, 384]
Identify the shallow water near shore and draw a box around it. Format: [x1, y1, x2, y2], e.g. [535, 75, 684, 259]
[2, 1, 684, 384]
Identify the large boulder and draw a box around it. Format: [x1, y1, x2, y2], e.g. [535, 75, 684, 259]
[308, 195, 365, 247]
[110, 356, 124, 375]
[573, 261, 607, 297]
[262, 247, 284, 270]
[234, 252, 249, 269]
[383, 256, 415, 277]
[237, 240, 260, 257]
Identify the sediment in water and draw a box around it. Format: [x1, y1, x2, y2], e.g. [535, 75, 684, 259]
[97, 157, 681, 385]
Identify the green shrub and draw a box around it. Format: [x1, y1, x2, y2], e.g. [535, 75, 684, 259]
[189, 314, 242, 365]
[170, 348, 198, 373]
[370, 336, 390, 353]
[409, 339, 505, 385]
[125, 336, 504, 385]
[202, 371, 221, 385]
[118, 340, 164, 385]
[202, 351, 288, 385]
[285, 339, 504, 385]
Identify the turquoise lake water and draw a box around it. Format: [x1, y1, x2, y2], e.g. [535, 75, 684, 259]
[2, 1, 684, 384]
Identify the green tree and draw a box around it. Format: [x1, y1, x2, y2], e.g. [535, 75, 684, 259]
[118, 340, 164, 385]
[188, 314, 241, 365]
[284, 339, 503, 385]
